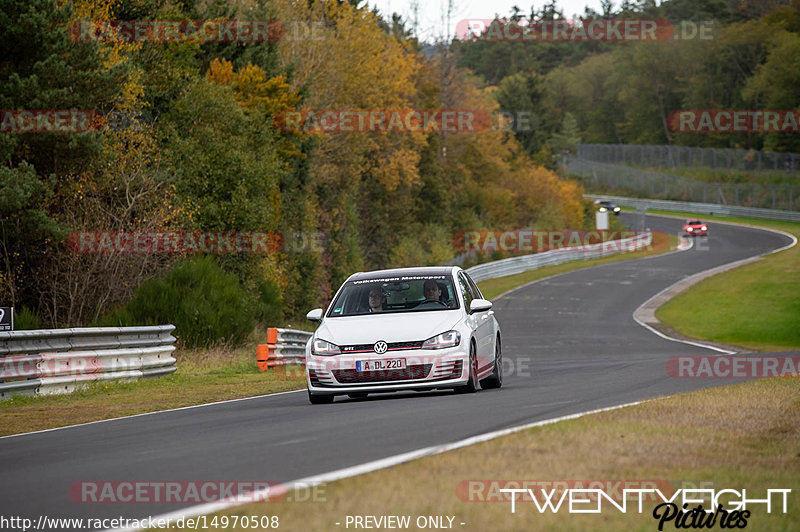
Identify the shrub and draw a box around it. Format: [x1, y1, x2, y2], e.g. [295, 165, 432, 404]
[98, 257, 255, 347]
[254, 279, 282, 326]
[12, 306, 40, 330]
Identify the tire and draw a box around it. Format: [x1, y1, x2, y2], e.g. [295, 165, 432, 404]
[455, 342, 479, 394]
[347, 393, 368, 399]
[308, 390, 334, 404]
[480, 335, 503, 389]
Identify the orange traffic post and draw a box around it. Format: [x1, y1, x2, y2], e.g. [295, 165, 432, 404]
[256, 344, 270, 372]
[258, 328, 281, 371]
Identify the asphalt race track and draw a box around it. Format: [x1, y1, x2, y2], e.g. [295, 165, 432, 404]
[1, 214, 794, 526]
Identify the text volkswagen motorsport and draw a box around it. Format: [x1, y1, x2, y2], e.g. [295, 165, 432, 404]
[304, 266, 502, 404]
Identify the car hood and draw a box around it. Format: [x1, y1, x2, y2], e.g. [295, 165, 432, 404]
[316, 311, 462, 345]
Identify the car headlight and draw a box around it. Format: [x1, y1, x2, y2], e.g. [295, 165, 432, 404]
[701, 226, 707, 231]
[687, 227, 693, 231]
[312, 338, 341, 356]
[613, 207, 620, 212]
[599, 207, 607, 212]
[421, 330, 461, 350]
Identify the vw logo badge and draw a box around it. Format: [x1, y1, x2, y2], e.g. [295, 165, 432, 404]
[373, 340, 388, 354]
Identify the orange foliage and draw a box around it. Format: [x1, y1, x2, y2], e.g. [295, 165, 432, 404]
[206, 58, 301, 116]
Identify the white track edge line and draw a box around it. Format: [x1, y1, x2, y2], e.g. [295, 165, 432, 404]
[111, 400, 643, 531]
[0, 388, 305, 441]
[633, 312, 734, 354]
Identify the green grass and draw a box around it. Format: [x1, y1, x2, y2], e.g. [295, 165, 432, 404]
[649, 210, 800, 352]
[632, 166, 797, 185]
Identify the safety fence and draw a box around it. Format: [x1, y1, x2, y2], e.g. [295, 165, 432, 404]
[577, 143, 800, 173]
[0, 325, 177, 398]
[566, 157, 798, 211]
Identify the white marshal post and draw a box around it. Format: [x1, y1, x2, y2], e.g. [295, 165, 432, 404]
[596, 210, 609, 231]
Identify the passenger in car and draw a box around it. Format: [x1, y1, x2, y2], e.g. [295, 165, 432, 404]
[368, 287, 386, 312]
[423, 279, 442, 302]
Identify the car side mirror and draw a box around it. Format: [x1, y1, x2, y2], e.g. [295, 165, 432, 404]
[306, 308, 323, 322]
[469, 299, 492, 313]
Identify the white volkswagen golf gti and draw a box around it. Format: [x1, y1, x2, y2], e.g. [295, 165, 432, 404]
[304, 266, 502, 404]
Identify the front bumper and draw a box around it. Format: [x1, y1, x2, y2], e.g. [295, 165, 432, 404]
[306, 348, 469, 395]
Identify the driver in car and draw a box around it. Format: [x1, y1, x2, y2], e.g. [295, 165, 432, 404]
[423, 279, 442, 302]
[368, 287, 386, 312]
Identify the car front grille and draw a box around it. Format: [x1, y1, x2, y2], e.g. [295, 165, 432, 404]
[332, 364, 432, 384]
[340, 340, 424, 354]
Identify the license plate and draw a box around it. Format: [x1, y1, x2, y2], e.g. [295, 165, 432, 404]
[356, 358, 406, 371]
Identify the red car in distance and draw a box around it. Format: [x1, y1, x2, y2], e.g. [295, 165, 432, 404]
[683, 219, 708, 236]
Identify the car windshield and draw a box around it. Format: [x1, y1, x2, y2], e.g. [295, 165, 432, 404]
[688, 220, 703, 225]
[327, 275, 459, 317]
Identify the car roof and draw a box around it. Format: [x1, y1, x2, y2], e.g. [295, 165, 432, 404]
[348, 266, 458, 282]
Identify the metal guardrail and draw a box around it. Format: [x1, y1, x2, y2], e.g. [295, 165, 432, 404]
[465, 232, 653, 283]
[257, 328, 310, 370]
[585, 194, 800, 223]
[0, 325, 177, 398]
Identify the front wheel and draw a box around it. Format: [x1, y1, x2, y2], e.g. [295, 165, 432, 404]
[455, 343, 479, 394]
[308, 390, 334, 404]
[480, 335, 503, 389]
